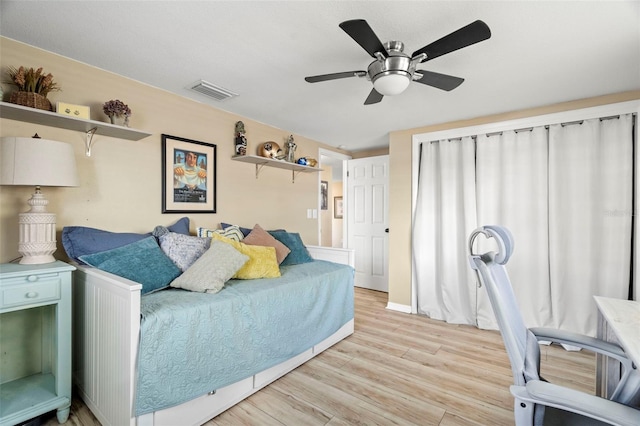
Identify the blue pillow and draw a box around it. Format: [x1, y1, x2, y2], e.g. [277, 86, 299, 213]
[79, 237, 181, 295]
[63, 217, 190, 262]
[268, 231, 314, 265]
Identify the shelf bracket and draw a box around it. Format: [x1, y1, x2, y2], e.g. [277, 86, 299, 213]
[292, 170, 302, 183]
[85, 127, 98, 157]
[255, 163, 266, 179]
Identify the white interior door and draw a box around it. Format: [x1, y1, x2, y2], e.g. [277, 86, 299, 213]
[347, 155, 389, 292]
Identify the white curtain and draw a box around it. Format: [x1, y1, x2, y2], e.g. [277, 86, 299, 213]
[475, 127, 552, 330]
[413, 137, 477, 324]
[548, 115, 633, 336]
[413, 114, 634, 336]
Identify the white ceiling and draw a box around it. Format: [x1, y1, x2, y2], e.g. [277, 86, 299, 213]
[1, 1, 639, 152]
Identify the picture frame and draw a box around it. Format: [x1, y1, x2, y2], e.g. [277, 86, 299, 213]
[320, 180, 328, 210]
[162, 134, 217, 213]
[334, 196, 343, 219]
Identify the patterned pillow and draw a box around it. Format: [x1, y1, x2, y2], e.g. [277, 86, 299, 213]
[79, 236, 181, 295]
[159, 232, 211, 272]
[197, 225, 244, 242]
[242, 224, 291, 264]
[170, 241, 249, 294]
[210, 233, 280, 279]
[220, 222, 252, 237]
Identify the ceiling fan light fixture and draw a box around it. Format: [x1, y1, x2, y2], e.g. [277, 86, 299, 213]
[372, 72, 411, 96]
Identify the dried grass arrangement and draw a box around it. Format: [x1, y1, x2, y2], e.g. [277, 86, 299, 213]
[6, 66, 60, 111]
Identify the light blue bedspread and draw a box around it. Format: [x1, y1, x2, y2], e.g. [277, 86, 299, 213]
[135, 260, 354, 415]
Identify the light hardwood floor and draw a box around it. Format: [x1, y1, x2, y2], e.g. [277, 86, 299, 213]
[43, 287, 595, 426]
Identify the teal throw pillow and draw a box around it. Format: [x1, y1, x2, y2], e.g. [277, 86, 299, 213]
[79, 236, 181, 295]
[268, 231, 314, 265]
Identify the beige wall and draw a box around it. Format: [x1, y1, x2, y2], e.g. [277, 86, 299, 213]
[0, 37, 345, 263]
[387, 90, 640, 307]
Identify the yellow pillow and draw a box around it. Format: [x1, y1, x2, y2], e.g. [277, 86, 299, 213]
[210, 233, 280, 279]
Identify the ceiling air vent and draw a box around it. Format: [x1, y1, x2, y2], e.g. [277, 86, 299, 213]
[189, 80, 238, 101]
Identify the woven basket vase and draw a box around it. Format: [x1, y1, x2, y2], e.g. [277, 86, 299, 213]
[10, 91, 52, 111]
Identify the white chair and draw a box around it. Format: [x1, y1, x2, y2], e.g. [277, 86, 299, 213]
[468, 225, 640, 426]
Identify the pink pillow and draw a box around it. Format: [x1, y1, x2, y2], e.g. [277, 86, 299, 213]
[243, 224, 291, 264]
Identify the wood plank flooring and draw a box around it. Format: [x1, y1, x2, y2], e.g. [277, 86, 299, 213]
[43, 287, 595, 426]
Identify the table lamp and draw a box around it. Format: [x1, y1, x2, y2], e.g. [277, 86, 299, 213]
[0, 136, 79, 264]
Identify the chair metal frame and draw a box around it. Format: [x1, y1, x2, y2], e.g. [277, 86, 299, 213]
[468, 225, 640, 426]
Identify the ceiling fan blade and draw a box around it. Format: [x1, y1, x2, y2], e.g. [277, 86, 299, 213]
[364, 88, 383, 105]
[412, 20, 491, 62]
[414, 70, 465, 91]
[305, 71, 366, 83]
[339, 19, 387, 58]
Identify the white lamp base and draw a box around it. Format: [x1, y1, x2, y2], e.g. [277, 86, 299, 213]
[18, 188, 57, 265]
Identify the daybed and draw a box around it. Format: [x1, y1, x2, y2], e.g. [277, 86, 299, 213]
[65, 221, 355, 426]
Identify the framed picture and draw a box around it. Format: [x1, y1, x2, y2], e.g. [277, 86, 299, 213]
[162, 134, 217, 213]
[334, 196, 343, 219]
[320, 180, 328, 210]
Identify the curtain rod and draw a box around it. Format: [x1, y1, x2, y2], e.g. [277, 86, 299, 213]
[428, 113, 635, 143]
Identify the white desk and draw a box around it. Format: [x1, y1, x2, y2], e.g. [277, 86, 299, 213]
[594, 296, 640, 398]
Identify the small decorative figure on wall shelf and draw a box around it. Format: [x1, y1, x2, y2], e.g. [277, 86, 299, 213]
[285, 135, 297, 163]
[234, 121, 248, 156]
[259, 141, 284, 159]
[297, 157, 317, 167]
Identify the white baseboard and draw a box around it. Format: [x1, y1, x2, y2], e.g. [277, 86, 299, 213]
[386, 302, 411, 314]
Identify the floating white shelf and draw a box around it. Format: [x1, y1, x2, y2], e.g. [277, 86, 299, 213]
[231, 154, 322, 183]
[0, 101, 152, 156]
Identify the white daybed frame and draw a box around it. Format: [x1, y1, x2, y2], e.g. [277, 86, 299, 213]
[72, 246, 355, 426]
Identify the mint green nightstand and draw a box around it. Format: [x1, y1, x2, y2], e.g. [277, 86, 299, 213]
[0, 261, 75, 425]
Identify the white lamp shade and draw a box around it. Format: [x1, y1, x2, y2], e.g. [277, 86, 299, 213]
[0, 137, 79, 187]
[372, 73, 411, 96]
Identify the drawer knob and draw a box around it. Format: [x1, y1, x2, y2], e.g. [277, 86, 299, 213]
[27, 275, 39, 282]
[26, 291, 39, 298]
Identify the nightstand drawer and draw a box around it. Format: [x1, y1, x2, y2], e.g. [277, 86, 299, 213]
[1, 275, 61, 309]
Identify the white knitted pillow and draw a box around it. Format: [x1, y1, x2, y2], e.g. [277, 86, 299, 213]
[159, 232, 211, 272]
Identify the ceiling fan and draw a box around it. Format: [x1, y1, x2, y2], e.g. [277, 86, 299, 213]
[305, 19, 491, 105]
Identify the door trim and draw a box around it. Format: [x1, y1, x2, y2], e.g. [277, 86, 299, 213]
[318, 148, 351, 247]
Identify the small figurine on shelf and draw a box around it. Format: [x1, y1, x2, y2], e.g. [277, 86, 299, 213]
[234, 121, 248, 156]
[296, 157, 317, 167]
[285, 135, 297, 163]
[259, 141, 284, 159]
[103, 99, 131, 127]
